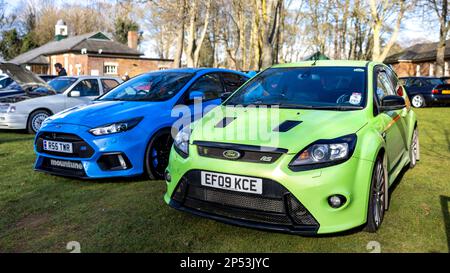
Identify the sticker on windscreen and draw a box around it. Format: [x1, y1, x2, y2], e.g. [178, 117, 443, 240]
[349, 92, 362, 105]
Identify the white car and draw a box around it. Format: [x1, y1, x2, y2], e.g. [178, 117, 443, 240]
[0, 63, 122, 133]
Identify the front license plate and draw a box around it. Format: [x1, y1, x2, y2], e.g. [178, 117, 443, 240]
[43, 140, 73, 153]
[442, 90, 450, 94]
[201, 171, 263, 195]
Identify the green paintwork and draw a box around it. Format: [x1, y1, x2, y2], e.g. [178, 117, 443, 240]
[164, 60, 417, 234]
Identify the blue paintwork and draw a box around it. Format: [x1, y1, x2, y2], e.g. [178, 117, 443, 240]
[34, 68, 249, 179]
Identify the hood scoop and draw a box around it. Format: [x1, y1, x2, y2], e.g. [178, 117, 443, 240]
[215, 117, 237, 128]
[273, 120, 302, 132]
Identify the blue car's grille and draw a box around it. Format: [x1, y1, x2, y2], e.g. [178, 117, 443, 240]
[36, 132, 95, 158]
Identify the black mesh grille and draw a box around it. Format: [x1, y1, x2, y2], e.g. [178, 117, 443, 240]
[172, 170, 319, 230]
[36, 132, 95, 158]
[39, 157, 87, 177]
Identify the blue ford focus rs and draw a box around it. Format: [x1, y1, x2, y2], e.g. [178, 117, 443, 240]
[34, 68, 249, 179]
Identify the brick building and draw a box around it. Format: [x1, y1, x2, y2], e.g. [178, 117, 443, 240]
[385, 40, 450, 77]
[10, 20, 173, 77]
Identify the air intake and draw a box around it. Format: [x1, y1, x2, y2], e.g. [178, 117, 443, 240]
[273, 120, 302, 132]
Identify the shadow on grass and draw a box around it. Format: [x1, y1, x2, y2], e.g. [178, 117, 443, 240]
[0, 129, 34, 144]
[440, 195, 450, 253]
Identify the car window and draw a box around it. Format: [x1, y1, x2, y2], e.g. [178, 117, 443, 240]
[423, 78, 445, 86]
[101, 79, 120, 93]
[48, 78, 77, 93]
[221, 73, 248, 93]
[0, 77, 13, 88]
[189, 73, 224, 101]
[376, 71, 395, 102]
[73, 79, 100, 97]
[226, 67, 367, 109]
[408, 79, 423, 87]
[97, 72, 193, 102]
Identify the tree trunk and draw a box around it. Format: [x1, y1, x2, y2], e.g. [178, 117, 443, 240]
[173, 0, 186, 68]
[435, 0, 448, 77]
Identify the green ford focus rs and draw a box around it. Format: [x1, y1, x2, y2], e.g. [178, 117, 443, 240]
[164, 61, 419, 234]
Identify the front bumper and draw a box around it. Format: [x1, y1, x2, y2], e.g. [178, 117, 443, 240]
[0, 112, 27, 129]
[165, 144, 375, 234]
[34, 123, 148, 179]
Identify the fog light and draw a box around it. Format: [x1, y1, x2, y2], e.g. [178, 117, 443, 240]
[328, 195, 346, 208]
[165, 171, 171, 182]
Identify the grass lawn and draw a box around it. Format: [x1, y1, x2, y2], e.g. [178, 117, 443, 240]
[0, 108, 449, 253]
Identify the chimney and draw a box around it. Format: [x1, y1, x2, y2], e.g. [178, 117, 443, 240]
[127, 31, 138, 50]
[55, 19, 68, 41]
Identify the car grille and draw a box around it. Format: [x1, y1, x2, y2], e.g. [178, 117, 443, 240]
[35, 132, 95, 158]
[194, 141, 286, 164]
[39, 157, 87, 177]
[172, 170, 319, 229]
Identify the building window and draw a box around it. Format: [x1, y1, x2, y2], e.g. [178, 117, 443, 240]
[104, 62, 118, 75]
[416, 64, 421, 76]
[429, 63, 434, 76]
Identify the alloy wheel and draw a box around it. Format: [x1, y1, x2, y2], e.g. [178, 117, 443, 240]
[373, 160, 386, 228]
[412, 95, 424, 108]
[31, 113, 49, 133]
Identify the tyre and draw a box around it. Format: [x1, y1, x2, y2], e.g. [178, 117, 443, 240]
[409, 127, 420, 169]
[27, 109, 51, 134]
[144, 130, 174, 180]
[411, 94, 426, 108]
[365, 155, 387, 233]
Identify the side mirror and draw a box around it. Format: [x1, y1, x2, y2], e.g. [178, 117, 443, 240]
[221, 92, 233, 102]
[380, 95, 406, 111]
[70, 90, 81, 97]
[189, 90, 205, 101]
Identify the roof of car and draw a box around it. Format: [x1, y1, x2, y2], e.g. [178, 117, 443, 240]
[55, 76, 121, 80]
[145, 68, 248, 75]
[272, 60, 372, 68]
[399, 76, 443, 79]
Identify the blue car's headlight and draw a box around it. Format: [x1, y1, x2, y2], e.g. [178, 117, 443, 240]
[174, 127, 191, 158]
[89, 117, 143, 136]
[289, 134, 357, 171]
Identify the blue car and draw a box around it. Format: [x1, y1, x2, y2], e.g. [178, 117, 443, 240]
[34, 68, 249, 179]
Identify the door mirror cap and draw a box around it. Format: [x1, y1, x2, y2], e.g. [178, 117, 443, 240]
[221, 92, 233, 102]
[189, 90, 205, 101]
[70, 90, 81, 97]
[380, 95, 406, 111]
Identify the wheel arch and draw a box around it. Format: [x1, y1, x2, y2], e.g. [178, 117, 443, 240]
[143, 126, 174, 179]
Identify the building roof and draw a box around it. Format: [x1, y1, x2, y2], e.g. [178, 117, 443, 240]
[385, 39, 450, 64]
[10, 32, 143, 65]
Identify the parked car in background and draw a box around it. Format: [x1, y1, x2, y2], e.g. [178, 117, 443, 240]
[0, 63, 122, 133]
[399, 76, 450, 107]
[39, 75, 59, 82]
[34, 68, 249, 180]
[0, 74, 14, 89]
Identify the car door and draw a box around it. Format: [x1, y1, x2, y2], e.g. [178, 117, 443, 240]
[373, 67, 408, 173]
[184, 73, 225, 121]
[66, 78, 101, 108]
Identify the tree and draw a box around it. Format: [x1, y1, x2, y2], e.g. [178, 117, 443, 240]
[185, 0, 212, 67]
[0, 29, 23, 60]
[114, 17, 140, 45]
[369, 0, 409, 62]
[254, 0, 283, 68]
[427, 0, 449, 76]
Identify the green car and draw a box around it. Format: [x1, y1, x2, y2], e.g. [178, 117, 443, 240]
[164, 61, 419, 234]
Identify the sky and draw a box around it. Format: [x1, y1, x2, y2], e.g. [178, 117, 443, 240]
[4, 0, 440, 58]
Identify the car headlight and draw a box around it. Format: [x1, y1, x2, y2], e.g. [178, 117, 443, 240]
[0, 104, 16, 114]
[289, 134, 357, 171]
[89, 117, 143, 136]
[174, 127, 191, 158]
